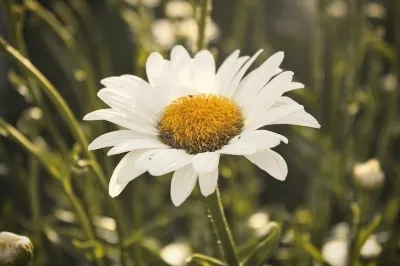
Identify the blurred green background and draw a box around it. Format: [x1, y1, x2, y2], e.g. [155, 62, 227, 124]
[0, 0, 399, 265]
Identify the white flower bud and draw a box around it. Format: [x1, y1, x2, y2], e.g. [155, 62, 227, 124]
[160, 242, 191, 266]
[165, 0, 193, 18]
[331, 222, 350, 240]
[353, 159, 385, 190]
[321, 239, 348, 266]
[247, 212, 270, 236]
[360, 235, 382, 259]
[0, 232, 33, 266]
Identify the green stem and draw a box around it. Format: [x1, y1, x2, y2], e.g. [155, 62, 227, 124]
[28, 156, 43, 265]
[196, 0, 211, 51]
[28, 157, 41, 235]
[69, 0, 113, 77]
[378, 0, 399, 162]
[205, 187, 240, 266]
[312, 0, 327, 122]
[25, 0, 100, 113]
[0, 118, 105, 266]
[2, 0, 69, 155]
[63, 179, 106, 266]
[0, 36, 128, 264]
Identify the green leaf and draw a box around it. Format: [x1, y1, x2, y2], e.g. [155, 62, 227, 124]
[241, 222, 281, 266]
[186, 253, 224, 266]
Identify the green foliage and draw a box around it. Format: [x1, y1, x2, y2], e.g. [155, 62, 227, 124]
[0, 0, 399, 266]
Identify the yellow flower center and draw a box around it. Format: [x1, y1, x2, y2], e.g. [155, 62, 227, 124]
[158, 94, 244, 154]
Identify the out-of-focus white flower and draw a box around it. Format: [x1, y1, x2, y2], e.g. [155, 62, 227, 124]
[331, 222, 350, 240]
[177, 18, 220, 51]
[281, 228, 295, 244]
[361, 235, 382, 259]
[0, 232, 33, 266]
[248, 212, 270, 236]
[160, 242, 191, 266]
[151, 19, 177, 49]
[365, 3, 386, 19]
[382, 73, 397, 92]
[54, 209, 76, 223]
[30, 107, 43, 120]
[94, 216, 116, 231]
[353, 159, 385, 190]
[45, 228, 61, 243]
[165, 0, 193, 18]
[321, 239, 348, 266]
[125, 0, 161, 8]
[326, 0, 347, 18]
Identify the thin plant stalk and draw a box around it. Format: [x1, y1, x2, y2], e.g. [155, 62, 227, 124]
[69, 0, 113, 77]
[28, 156, 45, 264]
[196, 0, 211, 51]
[25, 0, 100, 113]
[0, 118, 106, 266]
[378, 0, 399, 162]
[2, 0, 69, 155]
[205, 187, 240, 266]
[0, 37, 128, 265]
[312, 0, 327, 122]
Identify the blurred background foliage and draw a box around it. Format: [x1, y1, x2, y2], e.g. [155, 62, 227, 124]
[0, 0, 399, 265]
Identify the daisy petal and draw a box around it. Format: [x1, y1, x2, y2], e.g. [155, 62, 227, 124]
[269, 109, 321, 128]
[109, 150, 148, 196]
[286, 82, 304, 92]
[234, 51, 284, 104]
[255, 71, 294, 110]
[171, 45, 191, 70]
[170, 164, 198, 206]
[109, 181, 127, 198]
[146, 52, 167, 87]
[100, 76, 154, 97]
[217, 142, 257, 155]
[193, 50, 216, 93]
[83, 109, 158, 135]
[107, 138, 168, 155]
[192, 152, 220, 173]
[271, 96, 300, 108]
[245, 105, 304, 131]
[199, 168, 219, 196]
[89, 130, 147, 150]
[114, 150, 148, 184]
[246, 149, 288, 181]
[219, 56, 249, 95]
[97, 89, 156, 123]
[216, 50, 240, 87]
[231, 130, 288, 150]
[226, 49, 263, 97]
[135, 149, 192, 176]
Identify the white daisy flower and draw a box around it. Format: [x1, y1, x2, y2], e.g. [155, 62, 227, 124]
[84, 45, 320, 206]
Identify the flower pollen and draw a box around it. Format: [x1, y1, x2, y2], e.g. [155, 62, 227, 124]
[159, 94, 243, 154]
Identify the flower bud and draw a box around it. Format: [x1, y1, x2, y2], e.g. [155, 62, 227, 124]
[161, 242, 191, 266]
[165, 0, 193, 19]
[353, 159, 385, 190]
[361, 235, 382, 259]
[0, 232, 33, 266]
[321, 239, 348, 266]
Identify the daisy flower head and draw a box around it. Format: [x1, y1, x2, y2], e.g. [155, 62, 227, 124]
[84, 45, 320, 206]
